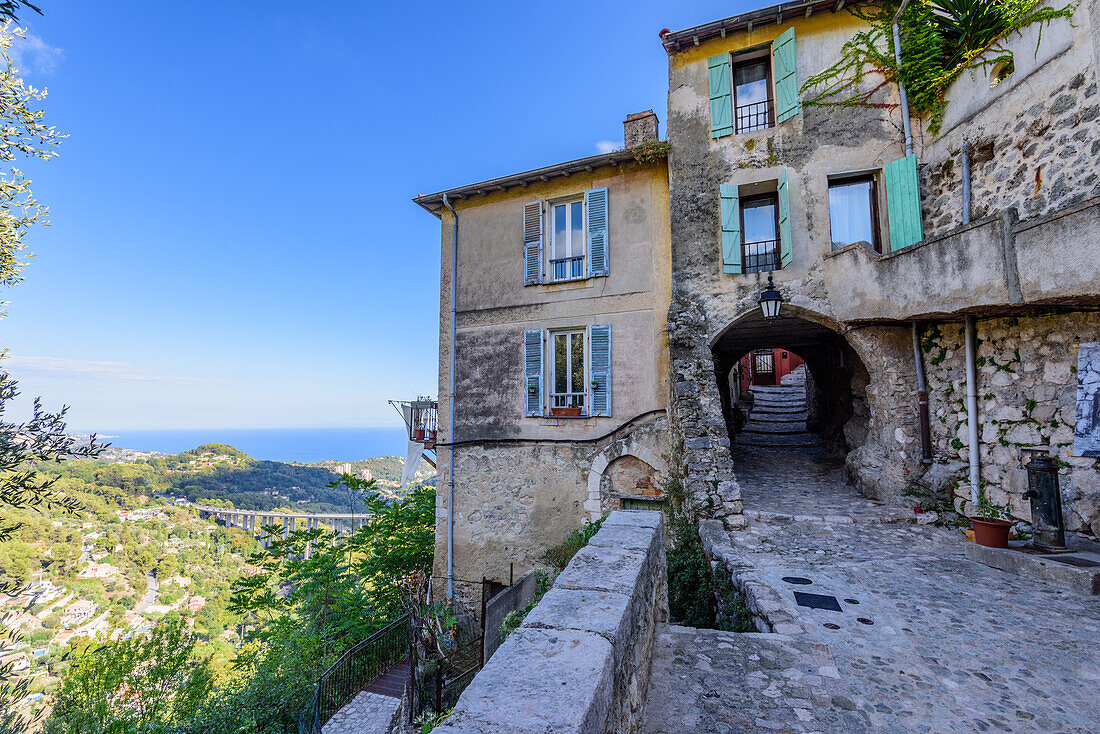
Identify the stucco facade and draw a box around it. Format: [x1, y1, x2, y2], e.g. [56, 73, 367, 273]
[416, 126, 672, 589]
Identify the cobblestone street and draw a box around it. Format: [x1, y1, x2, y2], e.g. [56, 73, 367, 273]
[642, 447, 1100, 733]
[322, 691, 399, 734]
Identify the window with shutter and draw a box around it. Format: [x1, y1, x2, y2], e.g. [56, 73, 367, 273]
[523, 201, 543, 285]
[884, 154, 924, 251]
[778, 168, 792, 267]
[589, 325, 611, 416]
[772, 28, 799, 123]
[585, 187, 609, 277]
[524, 329, 544, 416]
[708, 53, 734, 139]
[720, 184, 741, 273]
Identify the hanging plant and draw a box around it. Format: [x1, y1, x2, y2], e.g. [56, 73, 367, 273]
[800, 0, 1076, 133]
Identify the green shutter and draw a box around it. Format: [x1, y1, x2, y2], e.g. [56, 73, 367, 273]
[585, 187, 609, 277]
[884, 154, 924, 251]
[524, 329, 543, 416]
[523, 200, 543, 285]
[720, 184, 741, 274]
[772, 28, 799, 123]
[589, 325, 611, 416]
[778, 168, 792, 268]
[708, 53, 733, 139]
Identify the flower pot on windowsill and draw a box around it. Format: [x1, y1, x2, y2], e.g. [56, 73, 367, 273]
[970, 517, 1013, 548]
[551, 407, 583, 417]
[413, 429, 425, 440]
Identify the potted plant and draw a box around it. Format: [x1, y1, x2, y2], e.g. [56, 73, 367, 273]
[551, 405, 582, 417]
[969, 489, 1013, 548]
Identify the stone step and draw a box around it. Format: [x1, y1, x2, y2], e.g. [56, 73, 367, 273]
[752, 397, 807, 408]
[752, 408, 809, 420]
[735, 431, 823, 447]
[742, 420, 808, 434]
[750, 385, 804, 395]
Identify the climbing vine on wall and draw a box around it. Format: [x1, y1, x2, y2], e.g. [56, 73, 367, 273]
[800, 0, 1076, 133]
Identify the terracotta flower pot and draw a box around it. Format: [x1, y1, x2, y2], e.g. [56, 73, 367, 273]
[551, 406, 583, 417]
[970, 517, 1013, 548]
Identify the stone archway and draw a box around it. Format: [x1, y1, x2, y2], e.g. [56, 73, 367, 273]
[585, 441, 668, 520]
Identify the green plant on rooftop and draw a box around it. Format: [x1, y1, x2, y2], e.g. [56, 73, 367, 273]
[801, 0, 1075, 133]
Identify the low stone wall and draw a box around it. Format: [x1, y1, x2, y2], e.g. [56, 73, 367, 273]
[431, 510, 668, 734]
[482, 570, 537, 664]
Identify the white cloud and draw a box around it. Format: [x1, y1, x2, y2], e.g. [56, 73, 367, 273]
[4, 355, 220, 385]
[10, 33, 65, 75]
[595, 140, 621, 154]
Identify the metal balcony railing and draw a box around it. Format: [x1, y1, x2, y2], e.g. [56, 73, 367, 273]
[551, 392, 586, 411]
[551, 256, 584, 281]
[743, 238, 779, 274]
[735, 99, 773, 134]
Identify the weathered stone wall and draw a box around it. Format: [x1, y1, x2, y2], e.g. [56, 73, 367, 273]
[922, 8, 1098, 238]
[432, 417, 668, 591]
[432, 511, 668, 734]
[920, 312, 1100, 538]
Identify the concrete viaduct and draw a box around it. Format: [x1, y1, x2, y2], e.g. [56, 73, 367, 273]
[193, 504, 372, 556]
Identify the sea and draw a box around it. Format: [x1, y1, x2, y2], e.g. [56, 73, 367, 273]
[93, 427, 409, 464]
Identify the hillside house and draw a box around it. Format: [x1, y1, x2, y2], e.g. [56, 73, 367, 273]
[418, 0, 1100, 599]
[61, 599, 97, 628]
[415, 112, 672, 597]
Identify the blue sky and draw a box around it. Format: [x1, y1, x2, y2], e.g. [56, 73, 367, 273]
[1, 0, 753, 431]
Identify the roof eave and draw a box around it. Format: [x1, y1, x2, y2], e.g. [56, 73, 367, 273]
[661, 0, 854, 55]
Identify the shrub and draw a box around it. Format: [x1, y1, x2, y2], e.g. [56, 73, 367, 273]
[542, 517, 605, 571]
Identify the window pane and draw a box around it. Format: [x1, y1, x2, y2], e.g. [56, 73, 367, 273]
[735, 61, 768, 106]
[570, 333, 585, 394]
[553, 204, 567, 259]
[829, 180, 874, 249]
[742, 200, 777, 243]
[570, 201, 584, 258]
[554, 334, 567, 393]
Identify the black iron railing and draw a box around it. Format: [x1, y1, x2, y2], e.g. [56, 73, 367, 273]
[735, 99, 772, 133]
[551, 256, 584, 281]
[299, 614, 410, 734]
[742, 238, 779, 274]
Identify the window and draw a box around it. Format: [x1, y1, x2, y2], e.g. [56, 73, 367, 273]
[551, 330, 586, 413]
[828, 176, 880, 252]
[741, 194, 780, 273]
[734, 58, 772, 133]
[551, 199, 585, 281]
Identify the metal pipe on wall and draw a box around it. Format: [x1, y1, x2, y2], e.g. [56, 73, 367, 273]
[964, 315, 981, 506]
[911, 323, 933, 463]
[892, 0, 914, 156]
[442, 194, 458, 604]
[961, 140, 972, 224]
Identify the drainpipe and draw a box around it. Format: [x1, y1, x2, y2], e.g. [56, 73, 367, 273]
[892, 0, 914, 157]
[964, 315, 981, 507]
[961, 140, 972, 224]
[911, 323, 932, 464]
[442, 194, 458, 604]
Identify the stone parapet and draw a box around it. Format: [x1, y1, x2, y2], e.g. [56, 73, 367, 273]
[432, 510, 668, 734]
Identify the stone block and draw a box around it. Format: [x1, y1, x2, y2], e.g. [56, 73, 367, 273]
[439, 628, 615, 734]
[554, 544, 647, 596]
[523, 587, 633, 643]
[588, 523, 661, 553]
[602, 509, 664, 529]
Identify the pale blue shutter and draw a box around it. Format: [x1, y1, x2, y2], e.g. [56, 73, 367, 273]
[589, 325, 611, 417]
[524, 329, 544, 416]
[586, 187, 609, 277]
[720, 184, 741, 274]
[778, 168, 792, 267]
[708, 54, 733, 139]
[884, 155, 924, 251]
[523, 200, 543, 285]
[772, 28, 799, 123]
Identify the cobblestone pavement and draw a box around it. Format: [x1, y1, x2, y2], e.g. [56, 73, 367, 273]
[642, 449, 1100, 733]
[323, 691, 399, 734]
[735, 445, 917, 522]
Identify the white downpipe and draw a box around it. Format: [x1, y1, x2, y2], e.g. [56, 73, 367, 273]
[964, 315, 980, 506]
[442, 194, 458, 604]
[892, 0, 914, 157]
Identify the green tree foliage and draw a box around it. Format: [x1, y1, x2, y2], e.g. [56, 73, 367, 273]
[44, 621, 213, 734]
[800, 0, 1075, 132]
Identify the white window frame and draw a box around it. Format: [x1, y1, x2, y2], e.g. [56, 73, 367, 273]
[549, 197, 586, 282]
[549, 328, 588, 415]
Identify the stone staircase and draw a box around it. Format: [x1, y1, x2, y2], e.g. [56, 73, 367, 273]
[735, 367, 822, 448]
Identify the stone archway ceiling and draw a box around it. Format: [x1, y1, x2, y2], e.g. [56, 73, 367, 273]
[713, 311, 842, 357]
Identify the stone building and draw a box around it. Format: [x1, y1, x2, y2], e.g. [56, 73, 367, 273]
[661, 0, 1100, 535]
[418, 0, 1100, 594]
[414, 112, 672, 594]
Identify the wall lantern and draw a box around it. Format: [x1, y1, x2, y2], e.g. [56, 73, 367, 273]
[758, 275, 783, 320]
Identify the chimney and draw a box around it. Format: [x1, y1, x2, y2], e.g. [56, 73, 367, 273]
[624, 110, 659, 147]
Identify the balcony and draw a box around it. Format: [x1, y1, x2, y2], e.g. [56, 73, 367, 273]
[551, 256, 585, 282]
